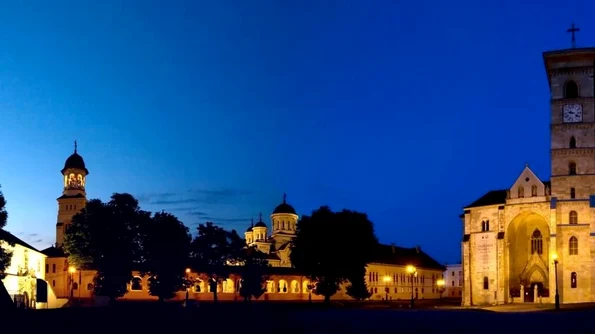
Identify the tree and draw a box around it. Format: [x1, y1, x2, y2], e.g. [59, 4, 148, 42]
[64, 193, 150, 303]
[238, 246, 270, 302]
[0, 187, 11, 278]
[143, 211, 191, 302]
[345, 268, 372, 301]
[290, 206, 378, 304]
[189, 222, 243, 302]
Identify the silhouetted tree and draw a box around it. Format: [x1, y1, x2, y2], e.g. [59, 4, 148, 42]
[64, 193, 151, 303]
[238, 246, 270, 302]
[189, 222, 243, 302]
[346, 268, 372, 301]
[143, 211, 191, 302]
[0, 187, 11, 278]
[290, 206, 378, 304]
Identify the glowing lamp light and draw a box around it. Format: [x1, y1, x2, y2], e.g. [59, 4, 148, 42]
[185, 268, 191, 274]
[436, 279, 445, 287]
[68, 266, 76, 274]
[552, 253, 558, 261]
[406, 265, 416, 274]
[383, 275, 391, 283]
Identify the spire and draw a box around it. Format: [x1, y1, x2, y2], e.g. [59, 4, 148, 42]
[259, 212, 263, 222]
[283, 192, 287, 204]
[251, 218, 254, 228]
[74, 140, 78, 153]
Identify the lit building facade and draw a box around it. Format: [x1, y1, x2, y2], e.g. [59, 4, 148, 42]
[462, 46, 595, 306]
[443, 263, 462, 298]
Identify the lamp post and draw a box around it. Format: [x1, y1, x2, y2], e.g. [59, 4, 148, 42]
[68, 266, 76, 301]
[553, 253, 560, 310]
[383, 275, 391, 301]
[406, 265, 417, 309]
[185, 268, 191, 305]
[436, 279, 445, 302]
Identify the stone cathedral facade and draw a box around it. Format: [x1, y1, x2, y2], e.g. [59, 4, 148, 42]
[461, 46, 595, 306]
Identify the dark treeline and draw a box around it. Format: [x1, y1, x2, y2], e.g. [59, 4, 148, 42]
[60, 193, 379, 303]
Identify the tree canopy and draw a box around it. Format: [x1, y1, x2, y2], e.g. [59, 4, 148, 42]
[189, 222, 244, 302]
[290, 206, 378, 303]
[143, 211, 191, 301]
[0, 187, 11, 278]
[64, 193, 151, 301]
[238, 246, 270, 301]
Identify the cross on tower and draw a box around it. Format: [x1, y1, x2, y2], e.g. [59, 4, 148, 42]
[259, 212, 262, 222]
[74, 140, 78, 153]
[283, 193, 287, 203]
[567, 23, 580, 49]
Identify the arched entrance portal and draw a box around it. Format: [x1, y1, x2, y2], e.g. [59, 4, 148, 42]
[506, 212, 551, 301]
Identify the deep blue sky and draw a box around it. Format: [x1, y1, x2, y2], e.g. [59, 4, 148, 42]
[0, 1, 593, 264]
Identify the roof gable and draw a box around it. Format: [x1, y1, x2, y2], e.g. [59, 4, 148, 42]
[0, 229, 41, 253]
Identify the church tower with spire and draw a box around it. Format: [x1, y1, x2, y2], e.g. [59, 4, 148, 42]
[55, 141, 89, 247]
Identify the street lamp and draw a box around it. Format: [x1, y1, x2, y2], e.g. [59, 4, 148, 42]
[553, 253, 560, 310]
[436, 279, 445, 302]
[68, 266, 76, 300]
[185, 268, 191, 305]
[406, 265, 417, 309]
[383, 275, 391, 301]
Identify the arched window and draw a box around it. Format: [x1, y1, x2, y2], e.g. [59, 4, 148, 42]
[569, 236, 578, 255]
[483, 277, 489, 290]
[570, 188, 576, 199]
[569, 211, 578, 224]
[569, 162, 577, 175]
[481, 221, 486, 232]
[571, 272, 577, 289]
[570, 136, 577, 148]
[518, 186, 524, 198]
[531, 185, 538, 197]
[531, 229, 543, 255]
[72, 282, 78, 290]
[485, 220, 490, 231]
[130, 277, 142, 291]
[565, 81, 579, 99]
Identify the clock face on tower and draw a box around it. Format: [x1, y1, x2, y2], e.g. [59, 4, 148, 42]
[563, 104, 583, 123]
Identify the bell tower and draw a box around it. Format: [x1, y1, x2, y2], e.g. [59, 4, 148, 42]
[545, 40, 595, 199]
[56, 141, 89, 247]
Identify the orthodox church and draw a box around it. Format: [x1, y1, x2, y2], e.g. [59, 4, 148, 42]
[36, 142, 445, 305]
[461, 42, 595, 305]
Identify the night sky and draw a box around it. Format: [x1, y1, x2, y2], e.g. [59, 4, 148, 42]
[0, 1, 593, 264]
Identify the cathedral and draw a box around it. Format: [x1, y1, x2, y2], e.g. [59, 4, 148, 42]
[462, 44, 595, 305]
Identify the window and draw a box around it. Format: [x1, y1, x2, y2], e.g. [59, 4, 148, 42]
[531, 229, 543, 255]
[518, 186, 524, 198]
[570, 136, 577, 148]
[571, 188, 576, 199]
[452, 281, 454, 287]
[569, 162, 577, 175]
[72, 282, 78, 290]
[531, 185, 538, 197]
[569, 211, 578, 224]
[52, 264, 56, 273]
[130, 277, 142, 291]
[87, 283, 93, 291]
[481, 220, 489, 232]
[483, 277, 489, 290]
[569, 236, 578, 255]
[564, 80, 579, 99]
[571, 272, 577, 289]
[52, 280, 55, 287]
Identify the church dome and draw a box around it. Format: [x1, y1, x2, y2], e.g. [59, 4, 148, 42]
[61, 142, 89, 174]
[254, 221, 267, 228]
[246, 225, 253, 232]
[273, 194, 296, 214]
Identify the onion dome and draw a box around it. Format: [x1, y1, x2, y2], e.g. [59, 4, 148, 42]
[273, 193, 296, 214]
[61, 140, 89, 174]
[246, 219, 254, 232]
